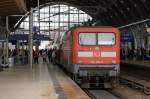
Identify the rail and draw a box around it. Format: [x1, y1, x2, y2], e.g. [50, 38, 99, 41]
[120, 74, 150, 95]
[85, 90, 120, 99]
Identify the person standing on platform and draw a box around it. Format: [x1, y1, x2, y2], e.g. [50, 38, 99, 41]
[52, 47, 57, 65]
[141, 47, 146, 60]
[33, 50, 39, 64]
[48, 49, 52, 63]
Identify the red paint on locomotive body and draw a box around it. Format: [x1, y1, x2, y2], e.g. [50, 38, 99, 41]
[72, 27, 120, 65]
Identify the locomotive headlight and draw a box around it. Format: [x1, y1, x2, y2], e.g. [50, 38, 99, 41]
[112, 60, 116, 64]
[91, 61, 95, 63]
[96, 61, 100, 63]
[78, 60, 83, 64]
[95, 47, 100, 50]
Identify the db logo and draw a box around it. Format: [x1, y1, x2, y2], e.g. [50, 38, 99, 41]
[94, 52, 100, 57]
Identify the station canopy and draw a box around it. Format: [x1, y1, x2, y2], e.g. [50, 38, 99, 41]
[5, 0, 150, 31]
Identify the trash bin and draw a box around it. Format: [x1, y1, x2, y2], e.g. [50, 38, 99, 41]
[8, 57, 14, 67]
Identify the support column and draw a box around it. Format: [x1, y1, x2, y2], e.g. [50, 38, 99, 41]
[16, 41, 19, 64]
[6, 16, 9, 65]
[146, 24, 150, 56]
[2, 41, 6, 64]
[68, 5, 70, 30]
[37, 0, 40, 34]
[58, 3, 61, 39]
[78, 8, 80, 25]
[29, 8, 33, 68]
[147, 36, 150, 56]
[130, 27, 137, 49]
[49, 5, 51, 37]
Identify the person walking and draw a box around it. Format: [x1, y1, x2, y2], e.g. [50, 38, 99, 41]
[42, 50, 47, 63]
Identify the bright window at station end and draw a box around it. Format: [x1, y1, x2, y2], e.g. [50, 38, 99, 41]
[98, 33, 115, 45]
[79, 33, 96, 45]
[17, 4, 92, 36]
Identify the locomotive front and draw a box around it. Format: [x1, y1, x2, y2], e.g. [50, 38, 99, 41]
[71, 27, 120, 88]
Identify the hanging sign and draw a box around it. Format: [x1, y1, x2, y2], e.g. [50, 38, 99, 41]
[147, 28, 150, 32]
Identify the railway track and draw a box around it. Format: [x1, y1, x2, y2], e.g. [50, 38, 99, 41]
[120, 73, 150, 95]
[120, 63, 150, 95]
[84, 75, 150, 99]
[85, 90, 121, 99]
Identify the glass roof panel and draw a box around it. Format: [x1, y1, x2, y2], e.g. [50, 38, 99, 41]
[16, 4, 92, 40]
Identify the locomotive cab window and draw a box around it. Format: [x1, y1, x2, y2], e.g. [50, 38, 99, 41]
[79, 32, 115, 45]
[79, 33, 96, 45]
[98, 33, 115, 45]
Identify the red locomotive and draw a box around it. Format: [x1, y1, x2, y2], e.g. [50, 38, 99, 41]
[57, 26, 120, 88]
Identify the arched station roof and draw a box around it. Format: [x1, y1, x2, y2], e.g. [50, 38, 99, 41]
[7, 0, 150, 30]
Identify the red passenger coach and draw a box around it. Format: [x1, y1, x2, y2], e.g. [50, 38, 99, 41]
[59, 26, 120, 88]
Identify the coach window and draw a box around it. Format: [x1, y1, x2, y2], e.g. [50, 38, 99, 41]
[79, 33, 96, 45]
[98, 33, 115, 45]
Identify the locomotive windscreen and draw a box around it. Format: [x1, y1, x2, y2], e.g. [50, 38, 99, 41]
[79, 33, 115, 45]
[98, 33, 115, 45]
[79, 33, 97, 45]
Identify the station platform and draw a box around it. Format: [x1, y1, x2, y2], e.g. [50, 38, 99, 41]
[121, 60, 150, 68]
[0, 63, 90, 99]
